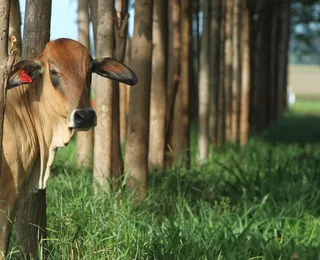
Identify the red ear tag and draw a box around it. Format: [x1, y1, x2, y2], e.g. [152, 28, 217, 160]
[20, 70, 33, 83]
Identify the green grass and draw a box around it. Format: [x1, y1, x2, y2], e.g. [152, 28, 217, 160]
[7, 100, 320, 259]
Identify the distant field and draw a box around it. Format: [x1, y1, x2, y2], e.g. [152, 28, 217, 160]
[289, 65, 320, 101]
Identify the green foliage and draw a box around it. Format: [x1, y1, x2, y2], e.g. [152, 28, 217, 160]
[7, 100, 320, 259]
[290, 0, 320, 64]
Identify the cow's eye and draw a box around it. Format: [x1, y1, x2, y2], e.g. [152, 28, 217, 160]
[50, 69, 58, 76]
[49, 69, 60, 87]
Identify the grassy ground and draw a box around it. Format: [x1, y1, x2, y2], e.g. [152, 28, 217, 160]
[7, 100, 320, 259]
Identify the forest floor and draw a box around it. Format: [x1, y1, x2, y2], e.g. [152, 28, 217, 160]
[8, 100, 320, 259]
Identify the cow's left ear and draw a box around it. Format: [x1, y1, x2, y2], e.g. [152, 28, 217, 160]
[8, 60, 43, 89]
[91, 58, 138, 86]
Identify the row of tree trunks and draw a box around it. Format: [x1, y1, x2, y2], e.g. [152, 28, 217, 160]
[77, 0, 292, 197]
[15, 0, 52, 257]
[249, 0, 292, 134]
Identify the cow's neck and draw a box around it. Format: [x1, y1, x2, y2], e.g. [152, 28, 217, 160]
[5, 81, 73, 191]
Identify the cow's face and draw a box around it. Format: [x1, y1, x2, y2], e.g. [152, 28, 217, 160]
[8, 38, 137, 131]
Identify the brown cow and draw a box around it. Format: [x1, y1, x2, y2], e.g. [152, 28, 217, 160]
[0, 38, 137, 257]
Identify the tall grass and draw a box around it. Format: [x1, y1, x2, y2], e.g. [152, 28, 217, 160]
[7, 100, 320, 259]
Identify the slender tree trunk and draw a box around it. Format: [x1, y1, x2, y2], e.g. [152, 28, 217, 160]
[171, 0, 191, 166]
[120, 36, 132, 142]
[209, 0, 221, 146]
[0, 2, 10, 176]
[217, 0, 226, 146]
[224, 0, 233, 142]
[240, 0, 250, 145]
[278, 0, 291, 116]
[89, 0, 98, 51]
[197, 0, 210, 162]
[15, 0, 51, 257]
[125, 0, 153, 199]
[148, 0, 167, 171]
[232, 0, 241, 143]
[8, 0, 21, 55]
[166, 0, 180, 166]
[112, 0, 129, 190]
[0, 5, 19, 256]
[270, 2, 281, 124]
[77, 0, 93, 168]
[93, 0, 114, 191]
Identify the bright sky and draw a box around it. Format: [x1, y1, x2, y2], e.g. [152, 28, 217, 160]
[19, 0, 134, 41]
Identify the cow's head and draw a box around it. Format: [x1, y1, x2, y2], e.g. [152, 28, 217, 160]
[8, 38, 137, 132]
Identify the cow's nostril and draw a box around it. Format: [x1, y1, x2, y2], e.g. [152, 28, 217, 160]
[70, 108, 97, 130]
[74, 111, 85, 124]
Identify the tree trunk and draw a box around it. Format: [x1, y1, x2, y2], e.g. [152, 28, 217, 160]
[171, 0, 191, 166]
[15, 0, 51, 257]
[232, 0, 241, 143]
[0, 2, 10, 178]
[278, 0, 291, 116]
[77, 0, 93, 168]
[209, 0, 221, 146]
[112, 0, 129, 190]
[93, 0, 114, 192]
[197, 0, 210, 162]
[217, 0, 226, 146]
[0, 8, 19, 256]
[224, 0, 233, 142]
[125, 0, 152, 199]
[165, 0, 180, 166]
[119, 36, 132, 142]
[240, 0, 250, 145]
[9, 0, 21, 55]
[89, 0, 98, 51]
[148, 0, 167, 171]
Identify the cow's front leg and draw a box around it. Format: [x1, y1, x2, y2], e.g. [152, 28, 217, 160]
[0, 191, 18, 259]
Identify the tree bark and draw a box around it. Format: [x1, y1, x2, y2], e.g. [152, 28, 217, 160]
[240, 0, 250, 145]
[125, 0, 153, 199]
[171, 0, 191, 166]
[8, 0, 21, 55]
[0, 2, 10, 179]
[217, 0, 226, 146]
[224, 0, 233, 142]
[165, 0, 180, 166]
[232, 0, 241, 143]
[77, 0, 93, 168]
[93, 0, 114, 192]
[209, 0, 221, 146]
[112, 0, 129, 190]
[148, 0, 167, 170]
[119, 36, 132, 142]
[89, 0, 98, 51]
[278, 0, 291, 116]
[197, 0, 210, 162]
[15, 0, 51, 257]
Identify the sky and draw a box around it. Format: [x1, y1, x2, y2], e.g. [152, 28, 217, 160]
[19, 0, 135, 41]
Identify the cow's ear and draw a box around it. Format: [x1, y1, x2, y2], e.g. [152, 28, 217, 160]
[91, 58, 138, 86]
[7, 60, 43, 89]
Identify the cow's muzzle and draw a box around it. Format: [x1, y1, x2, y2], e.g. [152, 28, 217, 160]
[68, 108, 97, 130]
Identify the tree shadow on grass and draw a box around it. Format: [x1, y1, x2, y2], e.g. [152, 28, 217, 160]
[257, 113, 320, 145]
